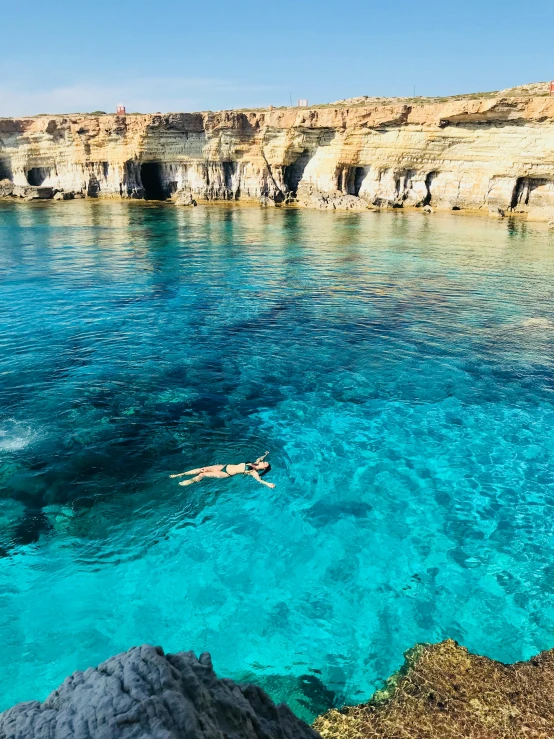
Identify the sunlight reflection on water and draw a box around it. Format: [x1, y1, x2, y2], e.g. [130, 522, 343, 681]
[1, 201, 554, 719]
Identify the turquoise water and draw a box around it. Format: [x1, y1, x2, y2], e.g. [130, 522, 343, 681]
[1, 201, 554, 720]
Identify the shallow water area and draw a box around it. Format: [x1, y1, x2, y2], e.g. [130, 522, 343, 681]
[1, 200, 554, 720]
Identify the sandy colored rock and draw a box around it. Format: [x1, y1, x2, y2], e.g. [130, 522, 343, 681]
[1, 90, 554, 217]
[174, 189, 197, 206]
[0, 178, 14, 197]
[313, 639, 554, 739]
[11, 184, 53, 199]
[528, 206, 554, 222]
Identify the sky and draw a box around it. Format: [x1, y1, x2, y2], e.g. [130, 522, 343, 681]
[1, 0, 553, 116]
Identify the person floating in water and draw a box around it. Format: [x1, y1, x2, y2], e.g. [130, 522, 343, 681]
[170, 451, 275, 488]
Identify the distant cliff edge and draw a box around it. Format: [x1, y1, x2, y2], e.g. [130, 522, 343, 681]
[1, 84, 554, 219]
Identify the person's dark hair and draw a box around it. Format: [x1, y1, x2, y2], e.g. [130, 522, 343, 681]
[249, 462, 271, 476]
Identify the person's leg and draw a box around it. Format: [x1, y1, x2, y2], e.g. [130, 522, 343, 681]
[179, 469, 230, 486]
[179, 473, 206, 486]
[171, 465, 224, 479]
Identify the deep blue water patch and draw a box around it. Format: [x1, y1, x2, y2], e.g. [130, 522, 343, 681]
[1, 201, 554, 720]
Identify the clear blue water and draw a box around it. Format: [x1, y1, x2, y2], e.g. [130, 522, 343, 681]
[1, 201, 554, 720]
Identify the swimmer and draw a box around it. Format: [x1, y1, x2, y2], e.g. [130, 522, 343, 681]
[170, 451, 275, 488]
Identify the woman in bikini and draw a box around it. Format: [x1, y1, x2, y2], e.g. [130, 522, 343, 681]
[170, 451, 275, 488]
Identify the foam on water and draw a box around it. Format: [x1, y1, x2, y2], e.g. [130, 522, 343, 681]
[1, 201, 554, 719]
[0, 419, 37, 453]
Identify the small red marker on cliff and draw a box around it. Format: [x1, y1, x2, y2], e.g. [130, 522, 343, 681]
[116, 104, 126, 116]
[550, 82, 554, 97]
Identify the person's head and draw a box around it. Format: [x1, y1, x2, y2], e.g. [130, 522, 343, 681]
[251, 461, 271, 476]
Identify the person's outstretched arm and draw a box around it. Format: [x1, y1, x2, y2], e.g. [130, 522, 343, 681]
[254, 451, 270, 464]
[247, 470, 275, 488]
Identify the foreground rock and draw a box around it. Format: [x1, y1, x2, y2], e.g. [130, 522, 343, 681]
[314, 639, 554, 739]
[0, 645, 319, 739]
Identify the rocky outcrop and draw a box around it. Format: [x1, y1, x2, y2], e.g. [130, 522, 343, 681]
[12, 184, 54, 200]
[0, 178, 14, 197]
[1, 92, 554, 218]
[314, 639, 554, 739]
[3, 640, 554, 738]
[174, 189, 197, 206]
[0, 645, 319, 739]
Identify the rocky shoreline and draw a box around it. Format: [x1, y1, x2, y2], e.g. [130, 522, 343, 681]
[2, 87, 554, 220]
[315, 640, 554, 739]
[1, 640, 553, 738]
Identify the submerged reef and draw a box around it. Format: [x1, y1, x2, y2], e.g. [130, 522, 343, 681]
[0, 645, 319, 739]
[314, 639, 554, 739]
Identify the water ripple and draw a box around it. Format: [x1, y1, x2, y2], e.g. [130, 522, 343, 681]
[1, 202, 554, 719]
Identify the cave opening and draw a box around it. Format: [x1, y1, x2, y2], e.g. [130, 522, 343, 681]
[423, 171, 438, 206]
[0, 160, 10, 181]
[223, 161, 237, 190]
[140, 162, 167, 200]
[509, 177, 548, 209]
[510, 177, 531, 209]
[346, 167, 367, 196]
[283, 150, 312, 195]
[27, 167, 51, 186]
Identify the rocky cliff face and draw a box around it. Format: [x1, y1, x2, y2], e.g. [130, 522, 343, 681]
[0, 645, 320, 739]
[1, 95, 554, 218]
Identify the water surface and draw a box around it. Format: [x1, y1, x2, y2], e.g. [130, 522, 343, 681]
[1, 201, 554, 719]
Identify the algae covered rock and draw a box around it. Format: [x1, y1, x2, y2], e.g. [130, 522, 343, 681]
[314, 639, 554, 739]
[0, 644, 320, 739]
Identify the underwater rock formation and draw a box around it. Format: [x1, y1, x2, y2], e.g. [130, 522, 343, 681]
[1, 89, 554, 218]
[0, 645, 320, 739]
[313, 639, 554, 739]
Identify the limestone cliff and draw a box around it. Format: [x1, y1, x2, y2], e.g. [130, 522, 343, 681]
[1, 93, 554, 218]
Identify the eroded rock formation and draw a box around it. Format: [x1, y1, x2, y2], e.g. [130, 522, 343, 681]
[1, 92, 554, 218]
[0, 645, 319, 739]
[314, 639, 554, 739]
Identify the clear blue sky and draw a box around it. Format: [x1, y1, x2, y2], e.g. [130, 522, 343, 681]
[2, 0, 553, 115]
